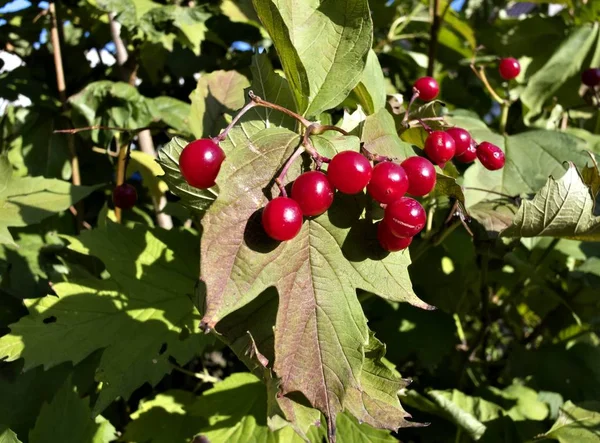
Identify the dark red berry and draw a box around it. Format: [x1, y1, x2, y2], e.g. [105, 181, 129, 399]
[445, 127, 472, 157]
[455, 141, 477, 163]
[367, 161, 408, 204]
[384, 197, 426, 238]
[179, 139, 225, 189]
[498, 57, 520, 80]
[424, 131, 456, 165]
[378, 221, 413, 252]
[291, 171, 334, 216]
[327, 151, 372, 194]
[413, 76, 439, 101]
[112, 184, 137, 210]
[476, 142, 505, 170]
[262, 197, 303, 241]
[401, 156, 436, 196]
[581, 68, 600, 87]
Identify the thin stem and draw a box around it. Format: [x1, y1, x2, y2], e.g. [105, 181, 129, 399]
[170, 363, 220, 384]
[417, 118, 434, 133]
[361, 144, 392, 163]
[214, 100, 258, 142]
[114, 135, 129, 223]
[302, 124, 331, 167]
[249, 91, 313, 128]
[464, 187, 515, 199]
[55, 125, 152, 134]
[402, 88, 420, 125]
[275, 146, 305, 197]
[470, 64, 504, 104]
[313, 124, 349, 137]
[499, 101, 509, 134]
[427, 0, 441, 77]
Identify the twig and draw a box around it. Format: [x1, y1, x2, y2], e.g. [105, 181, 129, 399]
[275, 146, 305, 197]
[427, 0, 441, 77]
[54, 125, 152, 134]
[249, 91, 313, 128]
[170, 363, 220, 384]
[214, 100, 258, 143]
[402, 88, 421, 125]
[114, 135, 129, 223]
[470, 64, 504, 104]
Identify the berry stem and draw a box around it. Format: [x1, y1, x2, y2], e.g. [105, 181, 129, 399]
[417, 118, 434, 133]
[249, 91, 313, 128]
[360, 144, 392, 163]
[402, 87, 421, 126]
[275, 146, 305, 197]
[213, 99, 258, 143]
[470, 64, 504, 104]
[302, 124, 331, 168]
[499, 101, 509, 134]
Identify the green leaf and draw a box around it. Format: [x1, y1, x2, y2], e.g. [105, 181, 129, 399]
[195, 126, 428, 434]
[29, 378, 116, 443]
[502, 163, 600, 241]
[0, 222, 212, 415]
[362, 108, 414, 160]
[336, 412, 398, 443]
[0, 426, 22, 443]
[428, 390, 488, 440]
[188, 70, 250, 139]
[156, 137, 218, 213]
[252, 0, 373, 116]
[543, 401, 600, 443]
[126, 150, 168, 201]
[352, 50, 387, 115]
[0, 157, 98, 247]
[152, 96, 192, 135]
[521, 24, 599, 123]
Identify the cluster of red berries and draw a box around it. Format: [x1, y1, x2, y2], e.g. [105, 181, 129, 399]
[412, 77, 506, 170]
[582, 68, 600, 88]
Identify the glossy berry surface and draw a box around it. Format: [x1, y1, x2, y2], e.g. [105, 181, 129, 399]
[179, 138, 225, 189]
[413, 76, 439, 101]
[377, 221, 412, 252]
[498, 57, 520, 80]
[581, 68, 600, 87]
[112, 184, 137, 210]
[262, 197, 303, 241]
[401, 156, 436, 196]
[455, 142, 477, 163]
[327, 151, 372, 194]
[367, 161, 408, 204]
[476, 142, 505, 170]
[445, 127, 472, 157]
[384, 197, 427, 238]
[424, 131, 456, 165]
[291, 171, 334, 216]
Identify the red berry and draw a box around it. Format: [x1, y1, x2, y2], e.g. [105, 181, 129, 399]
[291, 171, 334, 216]
[179, 139, 225, 189]
[327, 151, 372, 194]
[384, 197, 426, 238]
[377, 221, 412, 252]
[476, 142, 505, 170]
[424, 131, 456, 165]
[413, 76, 439, 101]
[262, 197, 303, 241]
[498, 57, 520, 80]
[112, 184, 137, 210]
[401, 156, 436, 196]
[445, 127, 472, 157]
[455, 141, 477, 163]
[367, 161, 408, 204]
[581, 68, 600, 87]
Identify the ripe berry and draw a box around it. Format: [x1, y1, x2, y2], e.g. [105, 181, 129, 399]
[262, 197, 303, 241]
[179, 139, 225, 189]
[413, 76, 439, 101]
[581, 68, 600, 87]
[377, 221, 412, 252]
[498, 57, 520, 80]
[424, 131, 456, 165]
[476, 142, 505, 170]
[367, 161, 408, 204]
[327, 151, 372, 194]
[384, 197, 426, 238]
[401, 156, 436, 196]
[291, 171, 334, 216]
[455, 142, 477, 163]
[112, 184, 137, 210]
[445, 127, 472, 157]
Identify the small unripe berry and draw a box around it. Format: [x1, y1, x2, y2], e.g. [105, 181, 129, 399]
[498, 57, 520, 80]
[262, 197, 303, 241]
[291, 171, 334, 216]
[455, 142, 477, 163]
[112, 184, 137, 210]
[179, 139, 225, 189]
[401, 156, 436, 196]
[327, 151, 372, 194]
[424, 131, 456, 165]
[445, 127, 472, 157]
[581, 68, 600, 87]
[476, 142, 505, 170]
[377, 221, 412, 252]
[367, 161, 408, 204]
[413, 76, 439, 101]
[384, 197, 426, 238]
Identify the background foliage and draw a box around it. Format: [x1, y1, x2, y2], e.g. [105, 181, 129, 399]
[1, 0, 600, 442]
